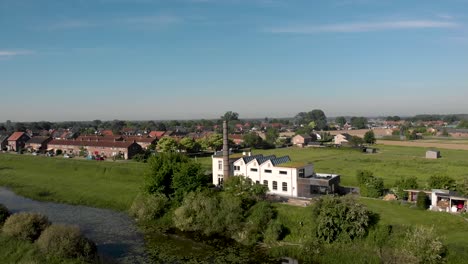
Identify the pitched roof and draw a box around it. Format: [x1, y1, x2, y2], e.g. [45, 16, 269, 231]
[26, 137, 51, 144]
[124, 136, 156, 143]
[241, 154, 264, 164]
[8, 132, 27, 141]
[256, 155, 277, 165]
[48, 139, 138, 148]
[149, 131, 166, 138]
[270, 156, 291, 166]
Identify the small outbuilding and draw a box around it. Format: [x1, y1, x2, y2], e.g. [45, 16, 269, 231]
[426, 150, 441, 159]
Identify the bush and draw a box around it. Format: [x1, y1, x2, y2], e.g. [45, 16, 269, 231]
[263, 220, 285, 243]
[416, 191, 430, 210]
[36, 224, 97, 261]
[394, 176, 418, 200]
[356, 170, 385, 198]
[402, 226, 446, 263]
[234, 201, 274, 245]
[312, 196, 377, 243]
[2, 212, 50, 241]
[0, 204, 10, 225]
[129, 193, 168, 222]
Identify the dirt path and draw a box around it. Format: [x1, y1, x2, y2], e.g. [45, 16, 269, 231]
[377, 140, 468, 150]
[0, 187, 147, 264]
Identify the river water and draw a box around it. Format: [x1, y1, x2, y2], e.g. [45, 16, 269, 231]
[0, 187, 147, 264]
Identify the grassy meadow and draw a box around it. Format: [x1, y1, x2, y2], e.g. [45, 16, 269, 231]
[198, 144, 468, 187]
[2, 145, 468, 263]
[0, 154, 145, 211]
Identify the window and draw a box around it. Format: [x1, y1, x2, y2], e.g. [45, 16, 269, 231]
[282, 182, 288, 192]
[264, 169, 272, 173]
[218, 160, 222, 170]
[250, 168, 258, 172]
[273, 181, 278, 190]
[279, 171, 287, 175]
[298, 168, 305, 178]
[234, 166, 240, 171]
[263, 180, 268, 187]
[256, 180, 260, 184]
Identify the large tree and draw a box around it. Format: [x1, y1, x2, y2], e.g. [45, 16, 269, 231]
[364, 130, 376, 144]
[221, 111, 239, 121]
[335, 116, 347, 127]
[350, 117, 368, 129]
[295, 109, 328, 130]
[157, 137, 179, 152]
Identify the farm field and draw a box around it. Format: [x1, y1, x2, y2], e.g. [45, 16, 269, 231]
[378, 139, 468, 151]
[197, 144, 468, 187]
[0, 154, 145, 211]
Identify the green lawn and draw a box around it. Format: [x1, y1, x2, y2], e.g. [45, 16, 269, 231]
[197, 145, 468, 187]
[274, 199, 468, 263]
[0, 154, 146, 211]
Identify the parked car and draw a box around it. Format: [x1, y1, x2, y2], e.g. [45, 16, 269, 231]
[63, 154, 73, 158]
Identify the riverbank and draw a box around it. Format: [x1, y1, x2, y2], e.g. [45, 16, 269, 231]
[0, 154, 144, 211]
[0, 187, 147, 263]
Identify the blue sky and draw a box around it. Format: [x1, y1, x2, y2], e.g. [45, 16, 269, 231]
[1, 0, 467, 121]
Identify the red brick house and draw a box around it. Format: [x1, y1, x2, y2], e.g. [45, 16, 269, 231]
[7, 132, 30, 151]
[47, 139, 142, 160]
[124, 136, 156, 149]
[148, 131, 166, 139]
[25, 136, 52, 153]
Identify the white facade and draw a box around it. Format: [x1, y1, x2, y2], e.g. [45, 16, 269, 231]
[212, 153, 337, 198]
[334, 134, 350, 145]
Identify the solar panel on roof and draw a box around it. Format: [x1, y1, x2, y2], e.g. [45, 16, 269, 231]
[271, 156, 291, 166]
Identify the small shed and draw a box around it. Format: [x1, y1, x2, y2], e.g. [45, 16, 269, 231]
[426, 150, 441, 159]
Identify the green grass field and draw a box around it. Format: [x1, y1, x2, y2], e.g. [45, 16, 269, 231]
[0, 154, 146, 211]
[2, 146, 468, 262]
[274, 199, 468, 263]
[197, 144, 468, 187]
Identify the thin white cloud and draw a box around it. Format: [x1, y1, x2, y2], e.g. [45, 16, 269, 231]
[46, 20, 96, 30]
[267, 20, 459, 33]
[0, 50, 34, 56]
[43, 14, 183, 31]
[436, 14, 454, 20]
[124, 15, 182, 26]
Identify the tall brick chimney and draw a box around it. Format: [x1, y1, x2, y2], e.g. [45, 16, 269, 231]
[223, 120, 230, 183]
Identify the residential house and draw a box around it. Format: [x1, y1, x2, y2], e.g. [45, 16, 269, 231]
[124, 136, 157, 149]
[0, 132, 11, 151]
[212, 152, 340, 198]
[7, 132, 30, 151]
[47, 139, 142, 160]
[291, 134, 312, 147]
[405, 189, 467, 213]
[229, 134, 244, 145]
[149, 131, 166, 139]
[25, 137, 52, 153]
[334, 133, 351, 145]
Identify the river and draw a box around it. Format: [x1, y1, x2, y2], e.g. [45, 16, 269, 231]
[0, 187, 147, 263]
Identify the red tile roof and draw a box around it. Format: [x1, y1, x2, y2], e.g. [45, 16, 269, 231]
[124, 136, 156, 143]
[100, 130, 114, 136]
[48, 139, 137, 148]
[8, 132, 26, 141]
[149, 131, 166, 139]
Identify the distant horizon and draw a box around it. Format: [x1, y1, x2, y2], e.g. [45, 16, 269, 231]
[2, 113, 467, 124]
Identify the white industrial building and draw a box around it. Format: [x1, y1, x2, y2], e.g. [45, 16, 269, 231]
[212, 152, 340, 198]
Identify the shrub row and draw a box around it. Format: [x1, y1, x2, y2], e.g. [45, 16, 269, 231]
[0, 204, 97, 262]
